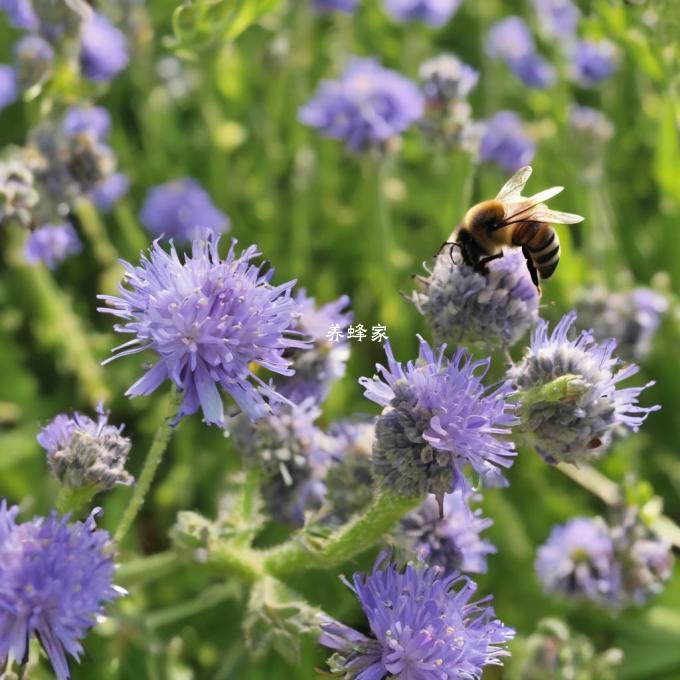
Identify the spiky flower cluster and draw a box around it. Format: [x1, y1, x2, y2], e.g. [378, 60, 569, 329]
[411, 248, 539, 348]
[535, 511, 674, 607]
[274, 290, 352, 405]
[397, 491, 496, 574]
[360, 338, 517, 502]
[231, 399, 330, 525]
[99, 233, 308, 426]
[37, 403, 133, 491]
[299, 58, 423, 152]
[508, 312, 658, 464]
[0, 502, 122, 680]
[319, 553, 514, 679]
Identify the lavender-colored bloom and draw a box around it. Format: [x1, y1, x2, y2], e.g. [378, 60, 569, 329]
[420, 54, 479, 105]
[80, 13, 129, 83]
[536, 517, 619, 604]
[24, 223, 82, 269]
[508, 52, 556, 89]
[0, 0, 38, 29]
[532, 0, 581, 39]
[384, 0, 461, 28]
[13, 35, 54, 90]
[360, 338, 517, 502]
[37, 402, 133, 490]
[90, 172, 129, 212]
[98, 233, 308, 426]
[569, 105, 614, 143]
[231, 399, 330, 525]
[320, 553, 514, 679]
[507, 312, 658, 464]
[312, 0, 358, 14]
[411, 248, 539, 348]
[32, 0, 89, 42]
[0, 501, 122, 680]
[274, 289, 352, 405]
[574, 286, 667, 361]
[569, 40, 618, 87]
[62, 105, 111, 141]
[399, 491, 496, 574]
[140, 178, 230, 241]
[299, 58, 424, 151]
[0, 64, 18, 111]
[0, 158, 38, 229]
[486, 17, 535, 62]
[479, 111, 535, 172]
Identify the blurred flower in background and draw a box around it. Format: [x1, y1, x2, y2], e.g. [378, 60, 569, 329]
[569, 39, 618, 87]
[479, 110, 536, 172]
[24, 222, 81, 269]
[91, 172, 130, 213]
[0, 156, 38, 228]
[299, 57, 423, 152]
[12, 34, 53, 91]
[80, 13, 129, 83]
[312, 0, 358, 14]
[532, 0, 581, 39]
[0, 63, 18, 110]
[384, 0, 461, 28]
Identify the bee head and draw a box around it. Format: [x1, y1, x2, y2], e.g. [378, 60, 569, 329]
[463, 200, 506, 235]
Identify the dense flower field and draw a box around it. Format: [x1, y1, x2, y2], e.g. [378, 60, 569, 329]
[1, 0, 679, 678]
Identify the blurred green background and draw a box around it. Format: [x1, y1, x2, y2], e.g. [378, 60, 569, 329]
[1, 0, 680, 678]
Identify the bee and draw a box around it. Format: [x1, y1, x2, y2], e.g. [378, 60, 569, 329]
[441, 166, 584, 292]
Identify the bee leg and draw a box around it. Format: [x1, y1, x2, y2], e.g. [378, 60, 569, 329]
[521, 245, 542, 294]
[474, 251, 504, 274]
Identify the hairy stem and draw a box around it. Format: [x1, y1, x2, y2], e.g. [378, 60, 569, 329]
[116, 550, 185, 587]
[114, 387, 183, 543]
[55, 484, 98, 516]
[264, 487, 422, 578]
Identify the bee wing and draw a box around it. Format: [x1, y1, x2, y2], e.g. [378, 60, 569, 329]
[495, 166, 533, 201]
[527, 207, 584, 224]
[524, 186, 564, 204]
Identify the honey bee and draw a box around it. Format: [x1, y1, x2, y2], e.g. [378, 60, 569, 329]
[441, 166, 584, 292]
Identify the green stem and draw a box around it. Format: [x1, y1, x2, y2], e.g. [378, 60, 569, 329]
[264, 487, 422, 578]
[556, 462, 621, 505]
[114, 387, 183, 543]
[55, 484, 98, 516]
[116, 550, 184, 587]
[114, 200, 148, 259]
[210, 543, 265, 582]
[74, 198, 120, 270]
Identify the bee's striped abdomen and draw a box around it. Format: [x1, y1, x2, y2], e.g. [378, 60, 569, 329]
[512, 222, 561, 280]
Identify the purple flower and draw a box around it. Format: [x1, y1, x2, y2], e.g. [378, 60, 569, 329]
[13, 34, 54, 90]
[486, 17, 535, 62]
[507, 312, 659, 464]
[0, 64, 18, 111]
[98, 233, 308, 426]
[569, 40, 618, 87]
[0, 0, 37, 30]
[24, 223, 82, 270]
[90, 172, 130, 212]
[80, 13, 129, 83]
[479, 111, 536, 172]
[320, 553, 514, 679]
[37, 403, 133, 491]
[360, 338, 517, 502]
[0, 502, 123, 680]
[273, 290, 352, 405]
[398, 491, 496, 574]
[140, 178, 230, 241]
[312, 0, 358, 13]
[384, 0, 461, 27]
[420, 54, 479, 104]
[507, 52, 556, 89]
[299, 58, 424, 151]
[532, 0, 581, 39]
[410, 247, 539, 348]
[569, 105, 614, 143]
[62, 105, 111, 141]
[231, 398, 330, 525]
[536, 517, 619, 604]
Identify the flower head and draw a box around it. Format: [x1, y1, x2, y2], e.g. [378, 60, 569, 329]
[320, 553, 514, 679]
[507, 312, 658, 464]
[419, 54, 479, 105]
[532, 0, 581, 39]
[231, 399, 330, 525]
[384, 0, 461, 28]
[0, 64, 18, 111]
[80, 13, 129, 83]
[360, 338, 517, 502]
[574, 285, 667, 361]
[13, 34, 54, 90]
[30, 0, 89, 41]
[90, 172, 130, 213]
[479, 111, 535, 172]
[62, 105, 111, 141]
[274, 289, 352, 405]
[569, 40, 618, 87]
[486, 17, 535, 62]
[0, 0, 38, 30]
[411, 248, 539, 349]
[398, 491, 496, 574]
[98, 233, 307, 426]
[299, 58, 423, 152]
[507, 52, 556, 89]
[140, 178, 230, 241]
[37, 402, 133, 491]
[24, 222, 81, 269]
[312, 0, 358, 13]
[0, 157, 38, 229]
[0, 502, 122, 680]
